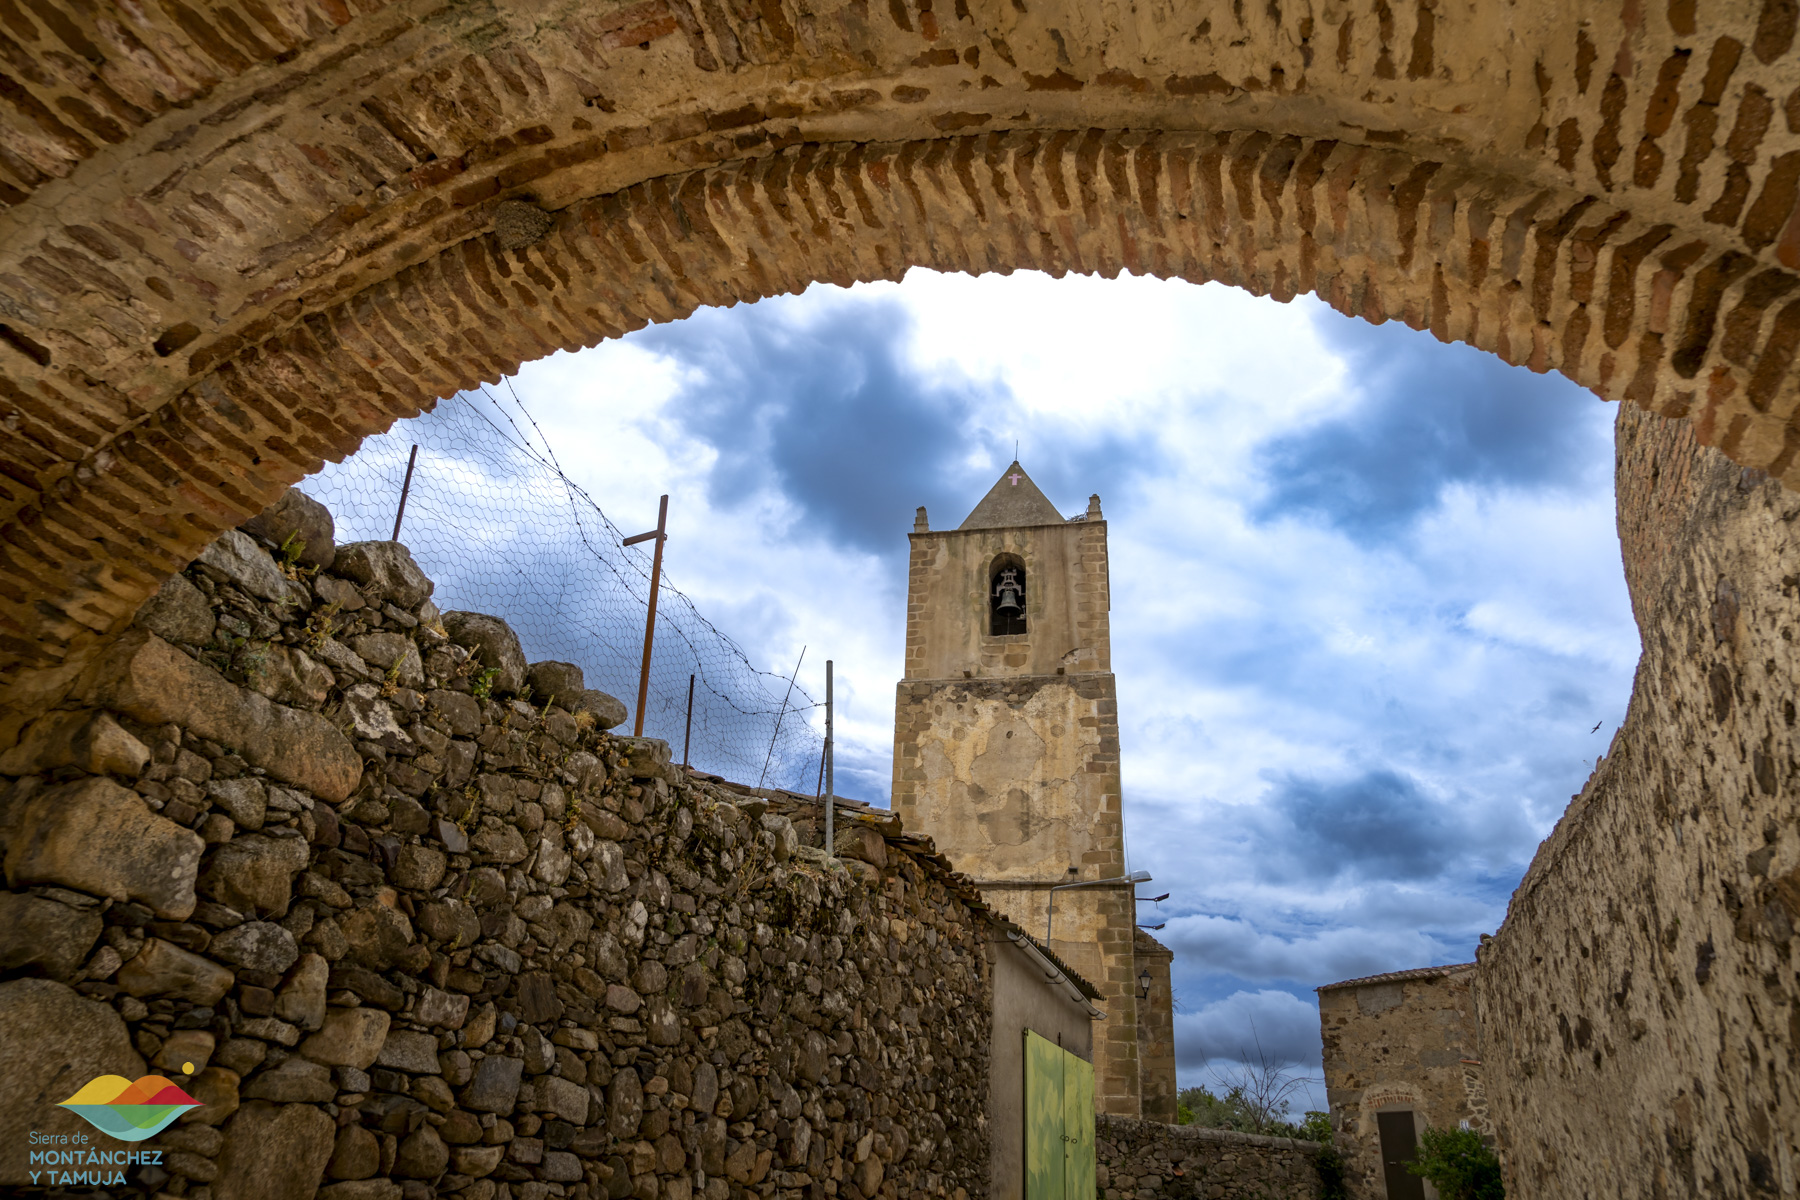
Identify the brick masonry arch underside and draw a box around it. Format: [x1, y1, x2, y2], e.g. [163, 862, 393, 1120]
[5, 0, 1800, 694]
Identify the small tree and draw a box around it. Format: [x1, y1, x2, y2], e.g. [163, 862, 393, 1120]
[1203, 1022, 1310, 1135]
[1406, 1127, 1505, 1200]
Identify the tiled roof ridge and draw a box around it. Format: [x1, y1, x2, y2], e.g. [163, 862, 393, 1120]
[1315, 962, 1477, 992]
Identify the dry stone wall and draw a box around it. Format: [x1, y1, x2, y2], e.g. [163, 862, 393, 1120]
[1477, 403, 1800, 1196]
[1094, 1116, 1321, 1200]
[0, 491, 994, 1200]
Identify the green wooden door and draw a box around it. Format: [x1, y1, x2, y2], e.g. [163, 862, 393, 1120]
[1025, 1031, 1095, 1200]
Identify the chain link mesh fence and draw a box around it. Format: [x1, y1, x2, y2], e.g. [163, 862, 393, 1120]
[297, 384, 826, 793]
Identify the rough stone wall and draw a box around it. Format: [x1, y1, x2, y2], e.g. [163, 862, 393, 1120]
[0, 499, 995, 1200]
[1477, 401, 1800, 1198]
[7, 4, 1800, 693]
[1316, 966, 1483, 1200]
[1094, 1116, 1321, 1200]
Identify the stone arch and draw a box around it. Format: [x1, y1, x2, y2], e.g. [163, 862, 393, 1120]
[4, 1, 1800, 688]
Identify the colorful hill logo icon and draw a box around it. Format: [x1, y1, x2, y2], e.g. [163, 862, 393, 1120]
[58, 1075, 201, 1141]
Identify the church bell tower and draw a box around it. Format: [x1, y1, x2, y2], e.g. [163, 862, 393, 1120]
[891, 461, 1150, 1118]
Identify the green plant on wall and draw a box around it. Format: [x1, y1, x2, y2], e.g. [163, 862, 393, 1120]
[1406, 1127, 1505, 1200]
[471, 666, 500, 700]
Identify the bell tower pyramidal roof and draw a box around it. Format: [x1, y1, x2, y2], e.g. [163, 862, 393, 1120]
[958, 460, 1066, 530]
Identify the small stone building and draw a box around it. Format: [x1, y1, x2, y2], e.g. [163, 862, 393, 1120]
[1317, 964, 1486, 1199]
[988, 925, 1103, 1200]
[891, 461, 1175, 1120]
[1133, 929, 1176, 1123]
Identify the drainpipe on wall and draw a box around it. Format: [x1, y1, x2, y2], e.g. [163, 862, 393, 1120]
[1007, 929, 1108, 1019]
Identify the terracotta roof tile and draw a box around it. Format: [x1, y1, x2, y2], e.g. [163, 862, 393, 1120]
[1316, 962, 1476, 992]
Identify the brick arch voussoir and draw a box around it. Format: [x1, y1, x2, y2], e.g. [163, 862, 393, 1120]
[7, 125, 1800, 689]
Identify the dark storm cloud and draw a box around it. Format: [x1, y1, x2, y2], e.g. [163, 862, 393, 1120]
[1261, 768, 1462, 883]
[1253, 310, 1609, 538]
[1174, 990, 1324, 1072]
[631, 297, 1155, 553]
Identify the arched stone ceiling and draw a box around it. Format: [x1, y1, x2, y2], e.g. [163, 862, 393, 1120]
[2, 0, 1799, 690]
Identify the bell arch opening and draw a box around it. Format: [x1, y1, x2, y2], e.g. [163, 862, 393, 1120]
[989, 554, 1028, 637]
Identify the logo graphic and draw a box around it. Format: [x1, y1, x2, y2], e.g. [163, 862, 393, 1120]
[58, 1075, 201, 1141]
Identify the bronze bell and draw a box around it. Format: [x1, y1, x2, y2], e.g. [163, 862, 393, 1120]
[994, 569, 1023, 613]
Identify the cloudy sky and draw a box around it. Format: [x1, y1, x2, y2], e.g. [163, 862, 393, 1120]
[330, 268, 1639, 1112]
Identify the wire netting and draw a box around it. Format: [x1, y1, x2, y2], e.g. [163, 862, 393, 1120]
[297, 384, 826, 793]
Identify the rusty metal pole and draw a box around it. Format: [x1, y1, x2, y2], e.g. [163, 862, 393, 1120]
[682, 673, 695, 767]
[824, 659, 834, 857]
[391, 444, 420, 541]
[623, 494, 668, 739]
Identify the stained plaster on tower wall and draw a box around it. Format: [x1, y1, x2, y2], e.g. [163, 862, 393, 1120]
[923, 686, 1088, 858]
[892, 674, 1127, 1001]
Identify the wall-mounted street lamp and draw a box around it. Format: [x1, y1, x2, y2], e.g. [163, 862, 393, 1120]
[1138, 968, 1153, 1001]
[1045, 869, 1151, 941]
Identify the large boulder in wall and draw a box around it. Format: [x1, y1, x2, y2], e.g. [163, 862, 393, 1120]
[241, 487, 336, 570]
[212, 1101, 335, 1200]
[0, 979, 145, 1185]
[334, 542, 434, 609]
[443, 612, 526, 697]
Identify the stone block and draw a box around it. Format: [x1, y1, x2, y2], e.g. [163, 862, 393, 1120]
[538, 1075, 591, 1125]
[833, 822, 888, 869]
[451, 1143, 505, 1177]
[3, 776, 203, 918]
[81, 631, 362, 802]
[182, 1065, 240, 1126]
[274, 952, 329, 1030]
[393, 843, 446, 890]
[352, 631, 424, 687]
[395, 1123, 448, 1177]
[442, 611, 526, 696]
[526, 660, 584, 702]
[0, 980, 144, 1183]
[210, 920, 300, 974]
[212, 1100, 335, 1200]
[0, 892, 102, 981]
[415, 985, 469, 1029]
[153, 1030, 216, 1075]
[314, 573, 367, 611]
[133, 571, 217, 645]
[375, 1029, 441, 1073]
[329, 1123, 381, 1180]
[320, 1182, 402, 1200]
[427, 688, 482, 735]
[301, 1006, 392, 1069]
[200, 831, 310, 917]
[463, 1055, 524, 1113]
[0, 709, 150, 777]
[199, 528, 312, 608]
[243, 1056, 336, 1102]
[209, 776, 267, 829]
[242, 487, 337, 570]
[543, 1149, 584, 1181]
[619, 737, 672, 780]
[117, 937, 235, 1005]
[334, 542, 434, 609]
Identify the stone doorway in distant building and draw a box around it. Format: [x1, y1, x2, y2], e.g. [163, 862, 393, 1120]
[1376, 1110, 1426, 1200]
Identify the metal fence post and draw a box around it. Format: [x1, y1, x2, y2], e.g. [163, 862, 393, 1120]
[824, 659, 834, 857]
[682, 674, 695, 767]
[391, 444, 420, 541]
[623, 494, 669, 739]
